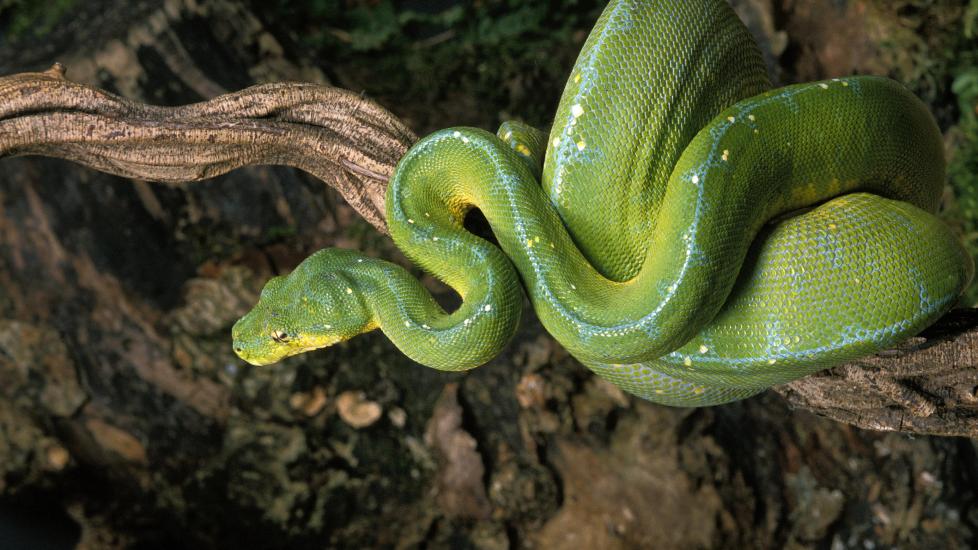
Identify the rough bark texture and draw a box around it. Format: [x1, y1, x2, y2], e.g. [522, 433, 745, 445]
[0, 66, 413, 233]
[777, 309, 978, 437]
[0, 0, 976, 548]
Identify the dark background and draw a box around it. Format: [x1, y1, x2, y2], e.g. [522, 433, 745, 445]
[0, 0, 977, 548]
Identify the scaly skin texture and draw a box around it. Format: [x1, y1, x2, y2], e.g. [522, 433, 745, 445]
[232, 0, 973, 406]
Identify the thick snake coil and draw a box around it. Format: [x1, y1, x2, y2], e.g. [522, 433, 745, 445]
[232, 0, 973, 406]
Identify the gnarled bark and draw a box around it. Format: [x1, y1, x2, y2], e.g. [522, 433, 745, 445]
[0, 66, 414, 233]
[776, 308, 978, 437]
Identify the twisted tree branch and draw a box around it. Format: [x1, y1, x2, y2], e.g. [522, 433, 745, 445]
[775, 308, 978, 437]
[1, 66, 975, 437]
[0, 65, 415, 233]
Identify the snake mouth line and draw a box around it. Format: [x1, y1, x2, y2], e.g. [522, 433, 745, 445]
[235, 337, 344, 366]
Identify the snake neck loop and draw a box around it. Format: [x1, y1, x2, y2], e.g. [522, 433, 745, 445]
[234, 0, 973, 407]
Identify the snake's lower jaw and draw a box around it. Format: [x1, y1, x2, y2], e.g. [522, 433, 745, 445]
[235, 352, 278, 367]
[233, 336, 345, 366]
[231, 340, 280, 366]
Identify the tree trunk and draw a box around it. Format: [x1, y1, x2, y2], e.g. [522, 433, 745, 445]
[0, 0, 975, 548]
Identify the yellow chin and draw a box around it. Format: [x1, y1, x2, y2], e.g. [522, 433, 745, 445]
[238, 354, 281, 367]
[241, 336, 345, 366]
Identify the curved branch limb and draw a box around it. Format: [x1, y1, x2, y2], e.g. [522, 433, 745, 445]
[775, 308, 978, 438]
[0, 65, 416, 233]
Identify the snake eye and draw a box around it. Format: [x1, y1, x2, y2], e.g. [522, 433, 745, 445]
[271, 330, 291, 343]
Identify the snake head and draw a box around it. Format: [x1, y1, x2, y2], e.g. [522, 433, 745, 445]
[232, 251, 374, 366]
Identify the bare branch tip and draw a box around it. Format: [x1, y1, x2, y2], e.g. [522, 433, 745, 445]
[44, 63, 67, 79]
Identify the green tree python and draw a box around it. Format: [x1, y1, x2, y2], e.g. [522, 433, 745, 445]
[232, 0, 974, 406]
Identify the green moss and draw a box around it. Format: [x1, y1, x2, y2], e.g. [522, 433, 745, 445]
[265, 224, 299, 240]
[250, 0, 604, 129]
[0, 0, 76, 39]
[872, 0, 978, 305]
[946, 35, 978, 305]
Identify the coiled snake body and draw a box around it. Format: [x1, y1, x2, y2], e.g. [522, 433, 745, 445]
[233, 0, 973, 406]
